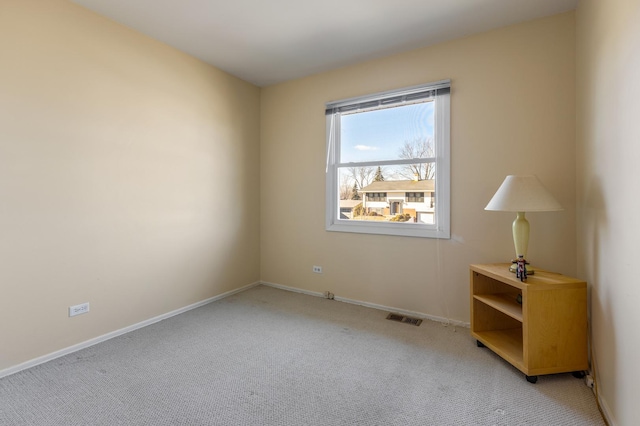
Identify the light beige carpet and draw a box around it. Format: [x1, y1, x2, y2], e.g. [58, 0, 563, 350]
[0, 285, 604, 425]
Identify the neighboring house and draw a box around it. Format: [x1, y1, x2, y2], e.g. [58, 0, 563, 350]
[339, 200, 363, 219]
[358, 179, 435, 224]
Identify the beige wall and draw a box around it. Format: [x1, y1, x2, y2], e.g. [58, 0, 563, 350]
[0, 0, 260, 371]
[576, 0, 640, 424]
[261, 13, 576, 323]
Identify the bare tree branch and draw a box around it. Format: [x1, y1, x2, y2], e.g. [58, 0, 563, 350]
[397, 138, 435, 180]
[339, 173, 353, 200]
[347, 166, 376, 189]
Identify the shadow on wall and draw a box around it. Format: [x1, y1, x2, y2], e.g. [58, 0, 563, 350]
[584, 175, 615, 417]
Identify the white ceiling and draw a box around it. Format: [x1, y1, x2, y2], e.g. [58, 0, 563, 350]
[71, 0, 578, 87]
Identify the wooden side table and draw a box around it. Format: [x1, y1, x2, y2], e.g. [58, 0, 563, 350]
[470, 263, 588, 383]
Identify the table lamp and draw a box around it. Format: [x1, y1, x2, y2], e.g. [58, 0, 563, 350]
[485, 175, 563, 274]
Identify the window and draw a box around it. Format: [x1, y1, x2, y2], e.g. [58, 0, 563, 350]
[367, 192, 387, 202]
[406, 192, 425, 203]
[325, 80, 450, 238]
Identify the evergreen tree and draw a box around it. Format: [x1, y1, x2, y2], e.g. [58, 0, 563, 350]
[374, 166, 385, 182]
[351, 182, 361, 200]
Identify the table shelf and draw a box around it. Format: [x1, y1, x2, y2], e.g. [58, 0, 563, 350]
[473, 293, 522, 322]
[473, 328, 524, 368]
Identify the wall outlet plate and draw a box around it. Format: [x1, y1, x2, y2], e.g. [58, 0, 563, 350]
[312, 265, 323, 274]
[69, 302, 90, 317]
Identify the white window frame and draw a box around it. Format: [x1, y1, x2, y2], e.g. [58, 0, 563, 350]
[325, 80, 450, 239]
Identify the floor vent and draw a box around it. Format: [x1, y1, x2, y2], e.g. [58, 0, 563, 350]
[386, 313, 422, 326]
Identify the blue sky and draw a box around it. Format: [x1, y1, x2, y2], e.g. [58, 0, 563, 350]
[340, 101, 435, 163]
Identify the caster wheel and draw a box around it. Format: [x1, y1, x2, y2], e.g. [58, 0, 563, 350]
[526, 375, 538, 384]
[476, 340, 485, 348]
[572, 371, 586, 379]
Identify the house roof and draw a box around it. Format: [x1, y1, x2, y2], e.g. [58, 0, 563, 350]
[339, 200, 362, 209]
[360, 180, 435, 193]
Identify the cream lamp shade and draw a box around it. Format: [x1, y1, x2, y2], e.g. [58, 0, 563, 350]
[485, 175, 563, 273]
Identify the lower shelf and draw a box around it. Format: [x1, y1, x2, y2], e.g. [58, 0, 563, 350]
[472, 328, 524, 370]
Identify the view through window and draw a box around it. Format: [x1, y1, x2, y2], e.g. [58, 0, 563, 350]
[325, 81, 450, 238]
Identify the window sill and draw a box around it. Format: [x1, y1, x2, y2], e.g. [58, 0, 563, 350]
[326, 220, 450, 239]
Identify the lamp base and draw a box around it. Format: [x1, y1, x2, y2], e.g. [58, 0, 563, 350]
[509, 263, 536, 275]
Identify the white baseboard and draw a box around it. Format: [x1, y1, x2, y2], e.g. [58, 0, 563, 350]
[0, 281, 261, 379]
[260, 281, 469, 328]
[596, 387, 615, 426]
[260, 281, 326, 298]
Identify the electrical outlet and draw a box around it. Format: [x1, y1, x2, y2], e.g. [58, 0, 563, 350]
[312, 265, 323, 274]
[585, 375, 594, 388]
[69, 302, 90, 317]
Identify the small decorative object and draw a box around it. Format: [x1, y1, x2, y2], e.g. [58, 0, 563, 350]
[513, 255, 529, 281]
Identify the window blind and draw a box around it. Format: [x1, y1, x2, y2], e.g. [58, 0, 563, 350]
[326, 80, 450, 115]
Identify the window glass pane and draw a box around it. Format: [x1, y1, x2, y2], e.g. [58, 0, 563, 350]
[337, 164, 436, 224]
[339, 101, 435, 163]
